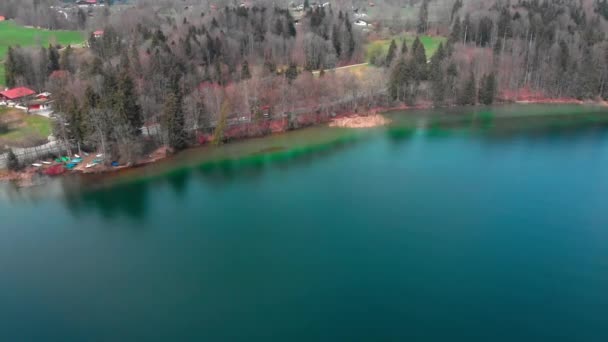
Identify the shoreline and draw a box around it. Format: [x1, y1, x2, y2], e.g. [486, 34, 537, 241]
[2, 99, 607, 186]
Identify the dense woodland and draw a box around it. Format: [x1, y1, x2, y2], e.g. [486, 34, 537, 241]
[4, 0, 608, 163]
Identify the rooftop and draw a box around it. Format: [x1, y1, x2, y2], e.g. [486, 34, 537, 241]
[0, 87, 36, 100]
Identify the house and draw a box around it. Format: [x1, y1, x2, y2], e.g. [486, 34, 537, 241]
[27, 92, 53, 112]
[27, 99, 53, 112]
[0, 15, 6, 21]
[0, 87, 36, 104]
[76, 0, 99, 8]
[36, 92, 52, 100]
[93, 30, 104, 38]
[354, 19, 369, 27]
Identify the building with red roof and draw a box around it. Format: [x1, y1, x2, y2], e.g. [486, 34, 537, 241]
[0, 87, 36, 102]
[0, 15, 6, 22]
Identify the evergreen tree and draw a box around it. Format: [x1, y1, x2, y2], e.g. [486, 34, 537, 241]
[77, 8, 87, 30]
[411, 37, 428, 81]
[430, 43, 447, 106]
[389, 58, 416, 103]
[577, 45, 600, 99]
[417, 0, 430, 34]
[60, 45, 74, 73]
[4, 47, 17, 87]
[478, 72, 497, 105]
[116, 71, 143, 136]
[164, 92, 187, 150]
[385, 39, 397, 66]
[449, 17, 462, 44]
[401, 39, 408, 55]
[7, 149, 20, 171]
[285, 62, 298, 83]
[241, 60, 251, 80]
[450, 0, 463, 23]
[332, 25, 342, 57]
[47, 45, 60, 76]
[458, 71, 477, 106]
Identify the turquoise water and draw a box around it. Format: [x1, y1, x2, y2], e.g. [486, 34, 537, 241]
[1, 105, 608, 341]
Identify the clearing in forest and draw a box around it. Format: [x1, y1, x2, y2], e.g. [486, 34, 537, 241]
[0, 20, 84, 86]
[366, 34, 447, 62]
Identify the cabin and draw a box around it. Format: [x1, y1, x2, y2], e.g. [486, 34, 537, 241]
[0, 87, 36, 105]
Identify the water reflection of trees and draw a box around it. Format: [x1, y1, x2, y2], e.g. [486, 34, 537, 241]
[59, 136, 362, 221]
[63, 179, 151, 222]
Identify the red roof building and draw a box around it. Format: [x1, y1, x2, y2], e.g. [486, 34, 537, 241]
[93, 30, 104, 38]
[0, 87, 36, 101]
[0, 15, 6, 21]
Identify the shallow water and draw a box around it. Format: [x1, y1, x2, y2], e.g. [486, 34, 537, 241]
[1, 104, 608, 341]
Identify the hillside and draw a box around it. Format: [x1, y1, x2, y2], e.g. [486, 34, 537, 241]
[0, 20, 83, 87]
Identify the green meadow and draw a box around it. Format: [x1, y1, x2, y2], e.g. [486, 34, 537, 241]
[366, 34, 447, 62]
[0, 20, 84, 87]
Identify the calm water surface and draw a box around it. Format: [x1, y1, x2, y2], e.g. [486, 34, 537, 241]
[1, 105, 608, 341]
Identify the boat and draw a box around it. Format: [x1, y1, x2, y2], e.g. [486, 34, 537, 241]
[32, 163, 42, 167]
[85, 163, 97, 169]
[42, 161, 52, 165]
[74, 154, 80, 158]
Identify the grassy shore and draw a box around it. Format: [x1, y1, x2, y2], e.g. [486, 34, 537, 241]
[0, 107, 51, 147]
[0, 20, 84, 87]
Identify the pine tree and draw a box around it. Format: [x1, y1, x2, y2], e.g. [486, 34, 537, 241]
[417, 0, 429, 34]
[164, 92, 187, 150]
[449, 17, 462, 44]
[458, 71, 477, 106]
[60, 45, 74, 73]
[4, 47, 17, 87]
[332, 25, 342, 57]
[389, 58, 416, 103]
[411, 37, 428, 81]
[385, 39, 397, 66]
[479, 72, 497, 105]
[7, 149, 20, 171]
[430, 43, 447, 106]
[285, 62, 298, 83]
[401, 39, 408, 55]
[241, 60, 251, 80]
[115, 71, 143, 136]
[47, 45, 60, 76]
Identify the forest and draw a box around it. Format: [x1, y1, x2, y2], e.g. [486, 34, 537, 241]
[3, 0, 608, 164]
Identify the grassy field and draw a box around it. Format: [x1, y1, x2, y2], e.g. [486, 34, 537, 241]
[0, 20, 84, 87]
[366, 34, 447, 62]
[0, 107, 52, 147]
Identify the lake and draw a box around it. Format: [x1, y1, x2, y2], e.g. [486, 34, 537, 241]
[1, 104, 608, 341]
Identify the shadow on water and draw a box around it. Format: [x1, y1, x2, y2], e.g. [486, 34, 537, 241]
[63, 180, 151, 223]
[385, 105, 608, 144]
[60, 133, 364, 221]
